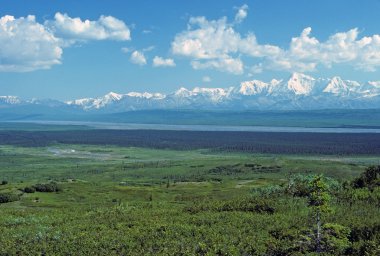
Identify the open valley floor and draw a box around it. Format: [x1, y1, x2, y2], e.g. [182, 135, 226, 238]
[0, 125, 379, 255]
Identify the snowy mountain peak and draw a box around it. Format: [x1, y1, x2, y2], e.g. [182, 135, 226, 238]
[291, 72, 315, 80]
[192, 87, 233, 102]
[174, 87, 193, 97]
[3, 73, 380, 111]
[270, 79, 281, 86]
[323, 76, 359, 96]
[239, 80, 269, 95]
[368, 81, 380, 88]
[287, 72, 315, 95]
[66, 98, 93, 106]
[126, 92, 166, 99]
[360, 81, 380, 98]
[192, 87, 231, 95]
[0, 96, 22, 104]
[105, 92, 123, 101]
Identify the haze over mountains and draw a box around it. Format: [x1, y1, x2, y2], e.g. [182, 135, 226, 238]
[2, 73, 380, 113]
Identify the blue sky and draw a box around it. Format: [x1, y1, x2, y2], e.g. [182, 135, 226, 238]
[1, 0, 380, 100]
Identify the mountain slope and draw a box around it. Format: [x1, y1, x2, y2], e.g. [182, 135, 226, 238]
[1, 73, 380, 112]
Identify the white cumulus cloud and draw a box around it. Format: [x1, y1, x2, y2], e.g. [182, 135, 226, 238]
[152, 56, 176, 67]
[46, 12, 131, 42]
[45, 12, 131, 41]
[172, 5, 380, 74]
[171, 8, 277, 74]
[0, 15, 62, 72]
[191, 57, 244, 75]
[130, 50, 147, 65]
[262, 27, 380, 72]
[0, 13, 131, 72]
[235, 4, 248, 24]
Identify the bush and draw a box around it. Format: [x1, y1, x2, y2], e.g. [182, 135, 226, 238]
[286, 174, 340, 197]
[0, 193, 20, 204]
[251, 184, 285, 198]
[267, 227, 311, 255]
[184, 197, 275, 214]
[23, 186, 36, 193]
[352, 165, 380, 190]
[33, 182, 62, 192]
[321, 223, 351, 254]
[1, 180, 8, 185]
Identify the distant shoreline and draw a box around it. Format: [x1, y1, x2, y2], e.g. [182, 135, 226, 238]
[6, 120, 380, 134]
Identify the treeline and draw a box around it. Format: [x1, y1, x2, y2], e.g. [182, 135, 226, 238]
[0, 129, 380, 155]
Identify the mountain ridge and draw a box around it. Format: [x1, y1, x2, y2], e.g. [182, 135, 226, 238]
[2, 73, 380, 112]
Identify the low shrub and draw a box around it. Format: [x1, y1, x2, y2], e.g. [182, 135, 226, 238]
[351, 165, 380, 190]
[23, 186, 36, 193]
[184, 197, 275, 214]
[0, 193, 20, 204]
[33, 182, 62, 193]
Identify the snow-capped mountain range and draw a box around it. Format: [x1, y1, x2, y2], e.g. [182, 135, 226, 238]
[2, 73, 380, 112]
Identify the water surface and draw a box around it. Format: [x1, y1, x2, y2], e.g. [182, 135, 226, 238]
[13, 120, 380, 133]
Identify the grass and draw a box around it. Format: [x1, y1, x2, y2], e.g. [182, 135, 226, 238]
[0, 144, 372, 184]
[0, 144, 379, 255]
[0, 144, 374, 212]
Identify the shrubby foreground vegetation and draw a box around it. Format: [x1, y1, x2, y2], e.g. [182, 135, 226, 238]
[0, 135, 379, 255]
[0, 166, 379, 255]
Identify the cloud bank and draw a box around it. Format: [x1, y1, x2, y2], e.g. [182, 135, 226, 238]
[46, 12, 131, 42]
[1, 6, 380, 75]
[172, 6, 380, 74]
[0, 15, 62, 72]
[0, 13, 130, 72]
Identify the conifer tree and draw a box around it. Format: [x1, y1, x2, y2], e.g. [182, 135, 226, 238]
[307, 175, 331, 253]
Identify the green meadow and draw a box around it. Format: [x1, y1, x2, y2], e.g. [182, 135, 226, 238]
[0, 141, 379, 255]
